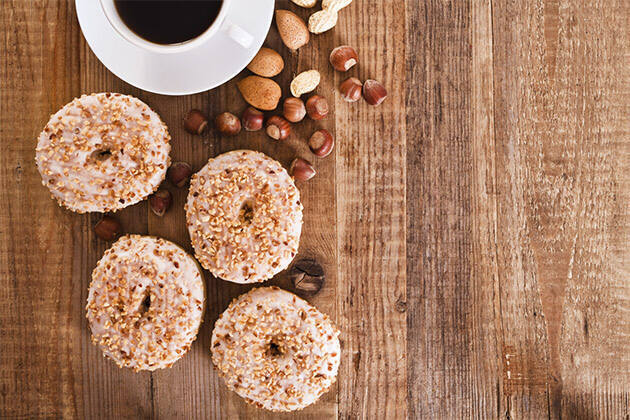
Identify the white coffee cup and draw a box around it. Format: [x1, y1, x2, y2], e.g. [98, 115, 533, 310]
[99, 0, 254, 54]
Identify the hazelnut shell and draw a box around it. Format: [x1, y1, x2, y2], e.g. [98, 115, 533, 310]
[329, 46, 358, 72]
[290, 158, 316, 181]
[309, 129, 334, 157]
[215, 112, 242, 136]
[265, 116, 291, 141]
[94, 216, 121, 241]
[242, 107, 264, 131]
[363, 79, 388, 106]
[168, 162, 193, 188]
[283, 98, 307, 123]
[306, 95, 329, 120]
[339, 77, 363, 102]
[149, 189, 172, 217]
[183, 110, 208, 135]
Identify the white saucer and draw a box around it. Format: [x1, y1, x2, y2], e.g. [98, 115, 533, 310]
[76, 0, 274, 96]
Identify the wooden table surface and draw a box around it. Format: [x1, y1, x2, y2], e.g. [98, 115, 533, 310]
[1, 1, 628, 418]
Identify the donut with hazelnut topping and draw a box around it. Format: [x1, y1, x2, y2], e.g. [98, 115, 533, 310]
[35, 93, 171, 213]
[86, 235, 205, 372]
[185, 150, 303, 284]
[211, 287, 340, 412]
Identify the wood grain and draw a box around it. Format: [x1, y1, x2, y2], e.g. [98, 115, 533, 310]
[1, 0, 628, 418]
[407, 0, 489, 418]
[335, 1, 407, 418]
[492, 0, 630, 417]
[406, 0, 629, 418]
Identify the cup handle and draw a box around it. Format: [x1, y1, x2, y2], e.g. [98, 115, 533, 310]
[223, 20, 254, 48]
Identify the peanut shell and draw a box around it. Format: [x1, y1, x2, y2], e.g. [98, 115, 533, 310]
[291, 0, 317, 7]
[322, 0, 352, 12]
[308, 9, 338, 34]
[290, 70, 321, 97]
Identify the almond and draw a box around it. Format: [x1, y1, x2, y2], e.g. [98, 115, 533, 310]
[275, 10, 310, 51]
[247, 47, 284, 78]
[237, 76, 282, 111]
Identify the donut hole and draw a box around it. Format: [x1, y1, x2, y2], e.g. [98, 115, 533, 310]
[238, 200, 255, 225]
[265, 339, 284, 358]
[91, 148, 113, 162]
[138, 292, 151, 315]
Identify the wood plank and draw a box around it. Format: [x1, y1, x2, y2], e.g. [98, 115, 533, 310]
[470, 0, 504, 418]
[406, 1, 504, 418]
[491, 0, 630, 418]
[552, 0, 629, 417]
[335, 1, 407, 419]
[492, 0, 561, 413]
[0, 2, 84, 418]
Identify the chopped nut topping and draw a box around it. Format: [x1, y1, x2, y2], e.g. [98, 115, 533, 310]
[186, 151, 303, 284]
[35, 93, 171, 213]
[211, 287, 340, 412]
[86, 235, 205, 372]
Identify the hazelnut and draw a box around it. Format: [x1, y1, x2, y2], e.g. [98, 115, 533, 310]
[265, 116, 291, 141]
[183, 109, 209, 135]
[283, 98, 306, 123]
[167, 162, 193, 188]
[215, 112, 241, 136]
[290, 259, 325, 298]
[305, 95, 329, 120]
[308, 129, 334, 157]
[94, 216, 121, 241]
[149, 189, 172, 217]
[363, 79, 388, 106]
[241, 107, 264, 131]
[290, 158, 316, 181]
[329, 45, 358, 72]
[339, 77, 363, 102]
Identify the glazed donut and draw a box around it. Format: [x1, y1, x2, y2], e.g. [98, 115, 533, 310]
[211, 287, 340, 412]
[185, 150, 303, 283]
[35, 93, 171, 213]
[86, 235, 205, 371]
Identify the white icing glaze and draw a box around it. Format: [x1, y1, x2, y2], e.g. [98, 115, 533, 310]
[86, 235, 205, 371]
[185, 150, 303, 283]
[35, 93, 171, 213]
[211, 287, 340, 412]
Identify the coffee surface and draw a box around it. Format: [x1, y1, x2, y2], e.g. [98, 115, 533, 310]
[114, 0, 223, 45]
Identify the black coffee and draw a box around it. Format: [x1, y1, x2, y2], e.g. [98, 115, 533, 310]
[114, 0, 223, 45]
